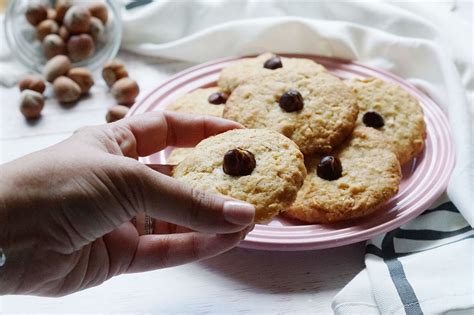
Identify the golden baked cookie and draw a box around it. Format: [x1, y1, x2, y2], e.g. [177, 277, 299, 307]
[218, 53, 326, 93]
[172, 129, 307, 223]
[345, 78, 426, 165]
[285, 127, 401, 223]
[223, 70, 359, 154]
[166, 87, 227, 117]
[167, 148, 193, 165]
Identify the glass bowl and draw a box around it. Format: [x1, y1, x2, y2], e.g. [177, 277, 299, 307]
[4, 0, 122, 73]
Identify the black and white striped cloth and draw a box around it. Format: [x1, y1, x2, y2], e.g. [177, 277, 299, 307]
[333, 199, 474, 314]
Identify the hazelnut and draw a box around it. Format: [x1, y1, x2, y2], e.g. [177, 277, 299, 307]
[25, 3, 48, 26]
[53, 76, 81, 103]
[19, 90, 45, 119]
[67, 68, 94, 94]
[36, 19, 59, 41]
[317, 156, 343, 181]
[106, 105, 130, 123]
[63, 5, 91, 34]
[102, 59, 128, 87]
[208, 92, 228, 104]
[47, 8, 57, 20]
[223, 148, 256, 176]
[279, 89, 304, 112]
[43, 34, 65, 59]
[111, 78, 140, 106]
[18, 75, 46, 94]
[43, 55, 71, 82]
[263, 56, 283, 70]
[89, 17, 104, 42]
[58, 25, 70, 41]
[88, 2, 108, 25]
[362, 111, 385, 129]
[55, 0, 73, 23]
[67, 34, 95, 62]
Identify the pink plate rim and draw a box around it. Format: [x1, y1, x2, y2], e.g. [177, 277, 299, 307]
[129, 54, 456, 251]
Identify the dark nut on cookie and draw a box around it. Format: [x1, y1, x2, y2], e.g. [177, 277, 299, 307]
[67, 68, 94, 94]
[36, 19, 59, 41]
[19, 75, 46, 94]
[43, 55, 71, 82]
[88, 2, 108, 25]
[362, 111, 385, 129]
[317, 155, 343, 181]
[53, 76, 81, 103]
[263, 55, 283, 70]
[67, 34, 95, 62]
[223, 148, 256, 176]
[19, 90, 45, 119]
[43, 34, 65, 59]
[25, 3, 48, 26]
[111, 78, 140, 106]
[106, 105, 129, 123]
[63, 5, 91, 34]
[208, 92, 228, 105]
[102, 59, 129, 87]
[279, 89, 304, 112]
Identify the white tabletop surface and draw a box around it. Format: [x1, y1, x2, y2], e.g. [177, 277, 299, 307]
[1, 3, 471, 314]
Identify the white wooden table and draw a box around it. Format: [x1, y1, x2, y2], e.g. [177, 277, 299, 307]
[1, 3, 470, 313]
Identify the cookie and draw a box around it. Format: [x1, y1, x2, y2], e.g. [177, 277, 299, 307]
[218, 53, 326, 93]
[223, 70, 359, 154]
[345, 78, 426, 165]
[166, 87, 227, 117]
[172, 129, 307, 223]
[167, 148, 193, 165]
[285, 126, 401, 223]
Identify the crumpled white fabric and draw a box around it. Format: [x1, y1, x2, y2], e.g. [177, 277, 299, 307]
[121, 0, 472, 227]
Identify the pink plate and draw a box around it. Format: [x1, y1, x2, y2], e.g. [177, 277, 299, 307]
[129, 54, 455, 251]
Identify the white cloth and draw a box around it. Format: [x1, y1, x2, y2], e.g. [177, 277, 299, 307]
[119, 1, 474, 314]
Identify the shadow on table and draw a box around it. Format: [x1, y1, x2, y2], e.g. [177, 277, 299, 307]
[198, 242, 365, 293]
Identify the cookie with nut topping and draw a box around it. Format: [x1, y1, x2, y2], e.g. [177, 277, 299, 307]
[166, 87, 227, 117]
[285, 127, 401, 223]
[218, 53, 326, 93]
[345, 78, 426, 165]
[172, 129, 307, 223]
[223, 70, 359, 155]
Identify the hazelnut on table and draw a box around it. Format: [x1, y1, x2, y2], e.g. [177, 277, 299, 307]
[111, 78, 140, 106]
[102, 60, 129, 87]
[19, 90, 45, 119]
[67, 68, 94, 94]
[53, 76, 81, 103]
[43, 55, 71, 82]
[106, 105, 130, 123]
[18, 75, 46, 94]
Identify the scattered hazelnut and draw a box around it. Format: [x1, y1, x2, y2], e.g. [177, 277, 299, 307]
[67, 34, 95, 62]
[102, 59, 128, 87]
[47, 8, 57, 20]
[89, 17, 104, 42]
[58, 25, 70, 41]
[43, 55, 71, 82]
[67, 68, 94, 94]
[36, 19, 59, 41]
[88, 2, 108, 25]
[53, 76, 81, 103]
[55, 0, 73, 23]
[19, 90, 45, 119]
[111, 78, 140, 106]
[63, 5, 91, 34]
[18, 75, 46, 94]
[25, 3, 48, 26]
[106, 105, 129, 123]
[43, 34, 65, 59]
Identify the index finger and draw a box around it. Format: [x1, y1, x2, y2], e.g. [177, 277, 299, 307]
[112, 111, 243, 157]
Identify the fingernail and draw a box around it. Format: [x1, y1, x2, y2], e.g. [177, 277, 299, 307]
[223, 201, 255, 225]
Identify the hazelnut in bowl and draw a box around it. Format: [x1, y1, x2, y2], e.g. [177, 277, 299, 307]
[4, 0, 122, 74]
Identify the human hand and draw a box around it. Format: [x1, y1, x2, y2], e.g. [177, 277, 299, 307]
[0, 111, 255, 296]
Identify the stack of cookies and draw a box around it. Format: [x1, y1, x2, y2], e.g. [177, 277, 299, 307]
[168, 53, 426, 224]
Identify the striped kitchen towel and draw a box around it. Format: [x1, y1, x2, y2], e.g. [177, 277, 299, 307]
[332, 199, 474, 314]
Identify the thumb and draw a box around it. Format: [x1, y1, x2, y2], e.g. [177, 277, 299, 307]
[138, 165, 255, 233]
